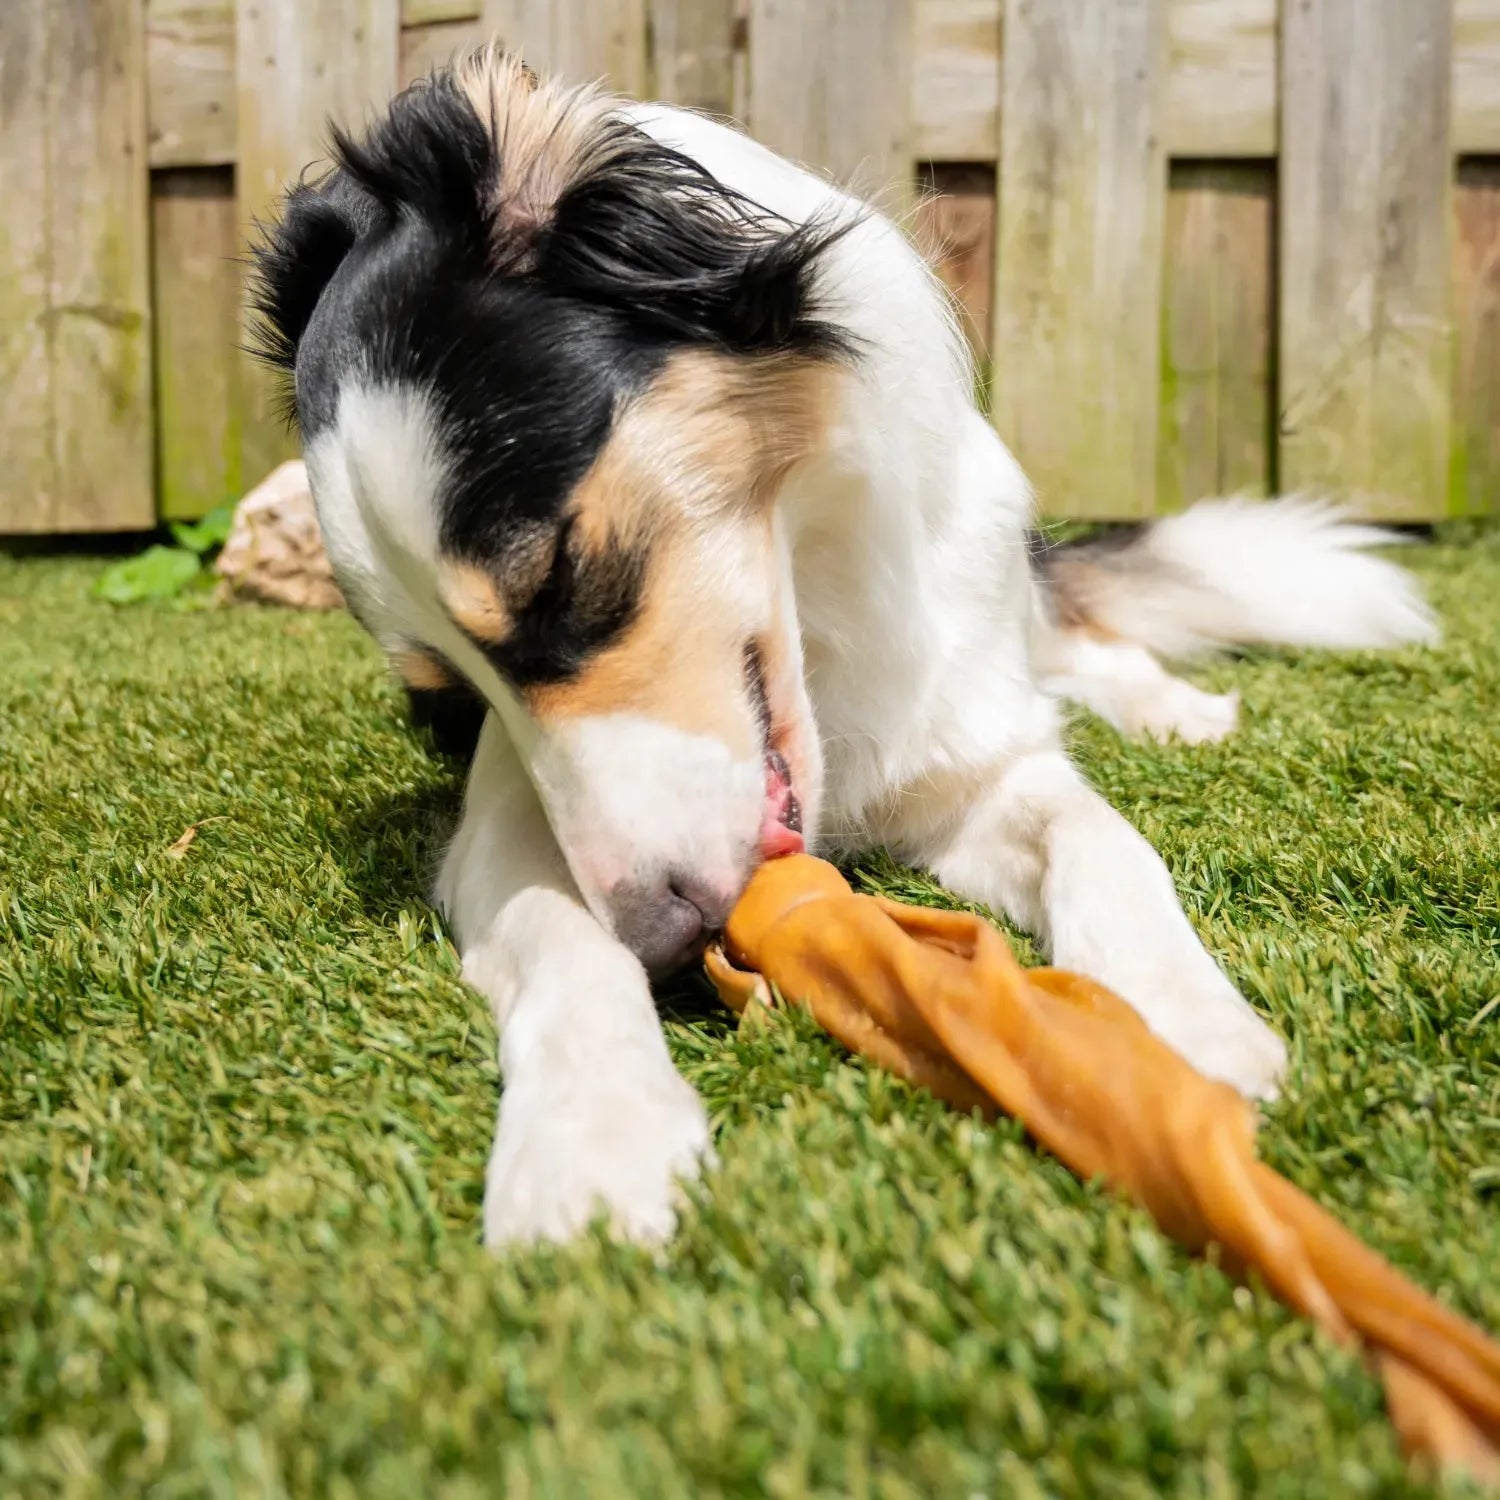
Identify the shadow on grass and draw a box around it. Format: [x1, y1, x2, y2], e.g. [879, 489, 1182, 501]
[322, 729, 739, 1038]
[657, 964, 736, 1033]
[327, 749, 466, 928]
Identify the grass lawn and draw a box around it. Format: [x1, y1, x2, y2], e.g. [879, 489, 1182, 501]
[1, 532, 1497, 1498]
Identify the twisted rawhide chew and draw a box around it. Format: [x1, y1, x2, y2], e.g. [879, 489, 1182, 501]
[705, 854, 1500, 1485]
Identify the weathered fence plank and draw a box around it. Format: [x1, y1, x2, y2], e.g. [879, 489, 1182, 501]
[912, 0, 1003, 160]
[747, 0, 914, 201]
[481, 0, 649, 93]
[992, 0, 1167, 519]
[1157, 162, 1273, 511]
[45, 0, 156, 533]
[401, 17, 485, 85]
[1164, 0, 1275, 156]
[152, 169, 242, 520]
[1452, 161, 1500, 517]
[146, 0, 236, 167]
[919, 163, 1275, 504]
[1279, 0, 1453, 518]
[0, 2, 56, 533]
[648, 0, 737, 115]
[1456, 0, 1500, 155]
[0, 0, 154, 534]
[236, 0, 400, 487]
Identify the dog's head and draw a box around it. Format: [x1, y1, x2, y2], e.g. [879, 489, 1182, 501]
[250, 49, 854, 973]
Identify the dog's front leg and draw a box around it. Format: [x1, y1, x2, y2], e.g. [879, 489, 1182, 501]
[436, 713, 710, 1246]
[921, 747, 1287, 1099]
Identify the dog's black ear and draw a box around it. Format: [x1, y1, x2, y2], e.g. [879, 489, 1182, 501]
[248, 72, 496, 380]
[247, 175, 368, 375]
[327, 72, 495, 257]
[539, 137, 856, 358]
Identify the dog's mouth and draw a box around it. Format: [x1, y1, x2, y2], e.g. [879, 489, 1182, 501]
[747, 641, 805, 860]
[761, 747, 804, 859]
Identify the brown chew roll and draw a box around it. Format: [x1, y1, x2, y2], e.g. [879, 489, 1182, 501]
[704, 853, 1500, 1486]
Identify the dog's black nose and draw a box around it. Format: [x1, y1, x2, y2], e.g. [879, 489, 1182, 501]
[611, 872, 734, 977]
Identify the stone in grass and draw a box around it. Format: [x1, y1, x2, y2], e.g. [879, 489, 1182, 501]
[215, 460, 344, 611]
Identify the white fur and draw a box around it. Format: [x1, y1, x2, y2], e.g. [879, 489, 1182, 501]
[437, 716, 711, 1244]
[924, 752, 1285, 1096]
[305, 101, 1436, 1246]
[1063, 495, 1440, 660]
[527, 713, 762, 922]
[1037, 634, 1241, 744]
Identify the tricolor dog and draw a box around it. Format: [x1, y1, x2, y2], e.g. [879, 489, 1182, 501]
[251, 47, 1436, 1244]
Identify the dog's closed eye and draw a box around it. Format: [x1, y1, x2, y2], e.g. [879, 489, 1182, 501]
[437, 524, 567, 644]
[499, 520, 568, 612]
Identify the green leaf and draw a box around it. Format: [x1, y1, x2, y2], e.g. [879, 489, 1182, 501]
[168, 505, 235, 555]
[93, 545, 202, 604]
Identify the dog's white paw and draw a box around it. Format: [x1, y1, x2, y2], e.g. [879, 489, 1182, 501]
[482, 1063, 711, 1247]
[1158, 995, 1287, 1100]
[1083, 950, 1286, 1100]
[1133, 685, 1240, 746]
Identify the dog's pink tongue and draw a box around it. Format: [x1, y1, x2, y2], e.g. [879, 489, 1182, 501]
[760, 751, 805, 859]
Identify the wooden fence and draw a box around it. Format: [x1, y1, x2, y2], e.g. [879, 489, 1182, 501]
[3, 1, 1499, 532]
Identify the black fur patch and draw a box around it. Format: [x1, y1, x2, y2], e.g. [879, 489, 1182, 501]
[246, 60, 854, 692]
[404, 680, 487, 763]
[538, 124, 856, 358]
[483, 516, 649, 688]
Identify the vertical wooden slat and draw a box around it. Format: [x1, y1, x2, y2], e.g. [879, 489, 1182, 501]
[153, 169, 242, 520]
[1158, 161, 1275, 511]
[0, 2, 56, 532]
[480, 0, 649, 94]
[3, 0, 156, 536]
[1279, 0, 1454, 518]
[0, 0, 154, 534]
[745, 0, 914, 200]
[648, 0, 737, 114]
[235, 0, 400, 487]
[991, 0, 1168, 519]
[50, 0, 155, 534]
[1451, 160, 1500, 517]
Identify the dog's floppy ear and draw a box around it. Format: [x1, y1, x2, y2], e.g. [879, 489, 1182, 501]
[247, 175, 369, 375]
[248, 72, 493, 379]
[326, 72, 495, 258]
[539, 137, 856, 358]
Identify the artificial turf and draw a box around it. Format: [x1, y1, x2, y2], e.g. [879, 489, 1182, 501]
[1, 531, 1496, 1498]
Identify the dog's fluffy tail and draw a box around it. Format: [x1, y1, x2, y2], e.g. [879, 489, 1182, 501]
[1035, 496, 1439, 660]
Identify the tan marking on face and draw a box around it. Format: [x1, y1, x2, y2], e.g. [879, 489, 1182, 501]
[438, 559, 511, 644]
[525, 533, 751, 747]
[525, 348, 841, 749]
[567, 348, 841, 552]
[391, 646, 457, 692]
[452, 45, 625, 273]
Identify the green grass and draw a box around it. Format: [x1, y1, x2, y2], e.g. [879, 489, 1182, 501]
[1, 534, 1497, 1499]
